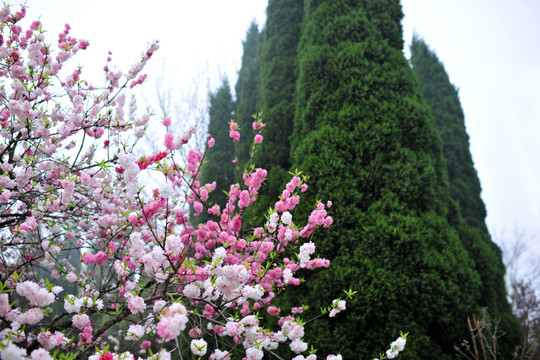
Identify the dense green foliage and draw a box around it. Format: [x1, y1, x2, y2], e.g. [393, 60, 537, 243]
[225, 1, 520, 358]
[250, 0, 304, 220]
[234, 22, 263, 171]
[410, 36, 523, 356]
[288, 1, 483, 358]
[197, 79, 236, 224]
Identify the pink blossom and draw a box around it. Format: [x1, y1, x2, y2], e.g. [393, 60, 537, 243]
[80, 253, 95, 265]
[16, 281, 54, 307]
[156, 317, 178, 339]
[193, 201, 203, 216]
[31, 348, 54, 360]
[225, 321, 244, 337]
[189, 327, 202, 338]
[231, 215, 242, 232]
[37, 331, 65, 351]
[126, 324, 145, 340]
[19, 216, 38, 233]
[246, 347, 264, 360]
[0, 293, 11, 316]
[238, 190, 250, 208]
[200, 187, 209, 201]
[267, 306, 280, 316]
[0, 341, 27, 359]
[229, 130, 240, 141]
[327, 355, 343, 360]
[143, 198, 165, 220]
[328, 299, 346, 317]
[191, 338, 208, 356]
[94, 251, 110, 265]
[164, 132, 175, 151]
[17, 307, 44, 325]
[127, 295, 146, 314]
[210, 349, 230, 360]
[0, 9, 343, 357]
[228, 122, 240, 141]
[0, 189, 11, 202]
[72, 313, 90, 329]
[156, 303, 189, 340]
[30, 20, 41, 30]
[290, 339, 308, 354]
[252, 121, 264, 130]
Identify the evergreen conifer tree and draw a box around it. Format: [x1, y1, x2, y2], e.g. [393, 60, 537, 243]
[197, 79, 235, 224]
[288, 1, 483, 358]
[410, 36, 523, 357]
[235, 22, 262, 171]
[251, 0, 304, 220]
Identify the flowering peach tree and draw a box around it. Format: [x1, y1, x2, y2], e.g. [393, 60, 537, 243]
[0, 4, 406, 360]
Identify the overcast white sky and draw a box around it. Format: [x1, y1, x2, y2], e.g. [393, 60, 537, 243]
[18, 1, 540, 258]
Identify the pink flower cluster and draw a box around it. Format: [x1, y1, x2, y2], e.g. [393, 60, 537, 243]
[156, 303, 189, 340]
[16, 281, 56, 307]
[81, 251, 110, 266]
[328, 299, 347, 317]
[229, 121, 240, 141]
[0, 4, 405, 360]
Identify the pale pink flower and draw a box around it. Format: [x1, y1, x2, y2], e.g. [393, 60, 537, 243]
[17, 307, 44, 325]
[156, 303, 189, 340]
[64, 295, 83, 313]
[298, 242, 316, 268]
[0, 189, 11, 202]
[329, 299, 346, 317]
[210, 349, 230, 360]
[282, 268, 293, 284]
[16, 281, 54, 307]
[19, 216, 38, 233]
[183, 284, 200, 298]
[327, 355, 342, 360]
[126, 324, 145, 340]
[153, 300, 167, 314]
[0, 293, 11, 316]
[31, 348, 54, 360]
[66, 272, 77, 283]
[225, 321, 244, 337]
[128, 295, 146, 314]
[245, 347, 263, 360]
[282, 320, 304, 340]
[156, 317, 178, 340]
[190, 338, 207, 356]
[392, 337, 406, 352]
[281, 211, 292, 225]
[0, 340, 27, 359]
[290, 339, 308, 354]
[72, 314, 90, 330]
